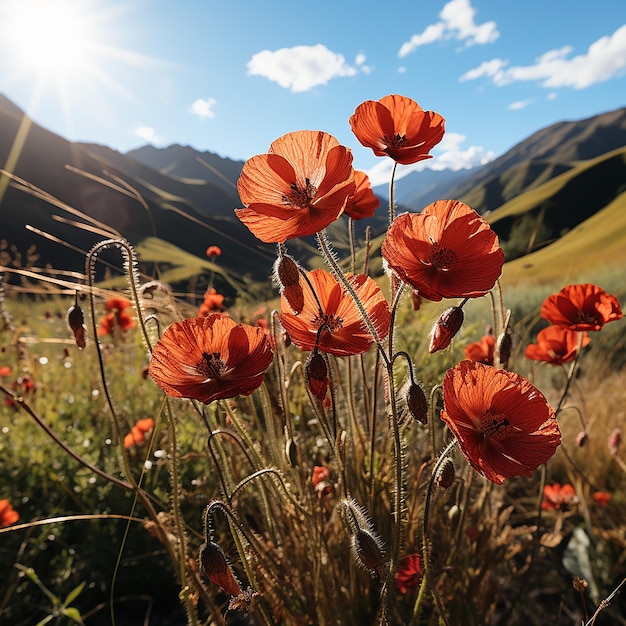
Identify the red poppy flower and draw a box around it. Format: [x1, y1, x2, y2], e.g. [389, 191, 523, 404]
[0, 366, 12, 377]
[0, 499, 19, 527]
[592, 491, 612, 507]
[541, 483, 577, 510]
[236, 130, 355, 243]
[205, 245, 222, 258]
[97, 308, 135, 336]
[104, 297, 132, 312]
[350, 95, 445, 165]
[279, 268, 390, 357]
[525, 326, 590, 366]
[541, 284, 623, 331]
[395, 553, 423, 594]
[344, 170, 379, 220]
[441, 360, 561, 485]
[198, 288, 225, 317]
[464, 334, 495, 365]
[148, 314, 274, 404]
[312, 466, 330, 488]
[381, 201, 504, 302]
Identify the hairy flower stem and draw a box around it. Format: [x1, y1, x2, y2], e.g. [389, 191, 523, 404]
[413, 440, 458, 626]
[388, 161, 398, 224]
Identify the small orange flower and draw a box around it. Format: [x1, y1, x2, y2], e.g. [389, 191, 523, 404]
[205, 245, 222, 257]
[525, 326, 590, 365]
[344, 170, 379, 220]
[592, 491, 612, 507]
[0, 366, 12, 377]
[97, 309, 135, 336]
[541, 483, 577, 510]
[464, 334, 495, 365]
[312, 466, 330, 488]
[441, 360, 561, 484]
[236, 130, 355, 243]
[148, 314, 274, 404]
[541, 284, 623, 331]
[395, 553, 423, 594]
[279, 268, 390, 357]
[0, 499, 19, 527]
[104, 297, 132, 312]
[350, 94, 445, 165]
[198, 288, 225, 317]
[381, 201, 504, 302]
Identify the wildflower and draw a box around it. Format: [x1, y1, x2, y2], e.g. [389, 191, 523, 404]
[123, 417, 155, 449]
[592, 491, 612, 506]
[344, 170, 379, 220]
[608, 428, 621, 455]
[205, 245, 222, 257]
[0, 499, 19, 527]
[279, 268, 390, 357]
[98, 298, 135, 336]
[312, 465, 330, 488]
[198, 288, 225, 317]
[381, 201, 504, 302]
[541, 483, 577, 510]
[395, 554, 423, 594]
[199, 541, 242, 597]
[464, 334, 495, 365]
[541, 284, 623, 331]
[524, 326, 590, 365]
[148, 314, 274, 405]
[441, 360, 561, 485]
[349, 94, 445, 165]
[429, 306, 464, 354]
[0, 366, 12, 377]
[236, 130, 355, 243]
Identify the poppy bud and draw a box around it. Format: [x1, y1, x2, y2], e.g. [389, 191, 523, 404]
[495, 331, 512, 368]
[411, 290, 422, 311]
[608, 428, 621, 456]
[305, 350, 328, 400]
[199, 541, 242, 597]
[429, 306, 464, 354]
[275, 254, 304, 313]
[351, 528, 386, 580]
[406, 381, 428, 425]
[285, 437, 298, 468]
[575, 431, 587, 447]
[436, 459, 455, 489]
[67, 305, 86, 349]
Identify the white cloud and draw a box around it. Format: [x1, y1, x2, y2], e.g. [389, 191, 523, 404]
[355, 52, 372, 74]
[246, 44, 358, 92]
[134, 125, 160, 144]
[508, 99, 532, 110]
[461, 24, 626, 89]
[191, 97, 217, 119]
[547, 92, 558, 100]
[398, 0, 498, 58]
[364, 131, 495, 186]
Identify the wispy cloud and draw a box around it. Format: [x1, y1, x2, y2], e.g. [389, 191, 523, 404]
[508, 99, 533, 110]
[460, 24, 626, 89]
[365, 132, 495, 186]
[191, 97, 217, 119]
[399, 0, 498, 58]
[247, 44, 358, 92]
[134, 125, 160, 144]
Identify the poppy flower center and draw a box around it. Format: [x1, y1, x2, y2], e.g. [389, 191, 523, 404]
[480, 410, 510, 440]
[573, 311, 598, 325]
[383, 133, 407, 148]
[429, 243, 457, 270]
[283, 178, 317, 209]
[196, 352, 226, 379]
[313, 313, 344, 333]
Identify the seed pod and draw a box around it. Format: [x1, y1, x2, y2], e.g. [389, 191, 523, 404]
[429, 306, 464, 354]
[406, 381, 428, 425]
[67, 305, 86, 349]
[199, 541, 242, 597]
[305, 350, 328, 400]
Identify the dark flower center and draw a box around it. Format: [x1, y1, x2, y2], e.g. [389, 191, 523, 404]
[429, 243, 457, 270]
[313, 313, 344, 333]
[283, 178, 317, 209]
[573, 310, 598, 325]
[196, 352, 226, 379]
[480, 409, 510, 440]
[383, 133, 407, 148]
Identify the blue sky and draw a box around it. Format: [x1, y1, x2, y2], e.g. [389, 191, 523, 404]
[1, 0, 625, 186]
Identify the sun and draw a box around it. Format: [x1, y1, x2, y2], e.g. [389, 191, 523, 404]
[5, 0, 100, 81]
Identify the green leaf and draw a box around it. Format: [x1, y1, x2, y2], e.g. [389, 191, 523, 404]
[61, 607, 85, 625]
[63, 581, 85, 608]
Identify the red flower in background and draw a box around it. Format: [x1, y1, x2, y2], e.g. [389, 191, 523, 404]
[381, 201, 504, 302]
[349, 95, 445, 165]
[0, 366, 12, 377]
[98, 297, 135, 336]
[148, 314, 274, 404]
[236, 130, 355, 243]
[541, 284, 623, 331]
[0, 499, 19, 527]
[592, 491, 612, 507]
[525, 325, 590, 365]
[464, 334, 495, 365]
[198, 288, 225, 317]
[123, 417, 156, 449]
[441, 360, 561, 485]
[279, 268, 390, 357]
[542, 483, 577, 510]
[105, 297, 132, 312]
[205, 246, 222, 257]
[344, 170, 379, 220]
[395, 553, 423, 594]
